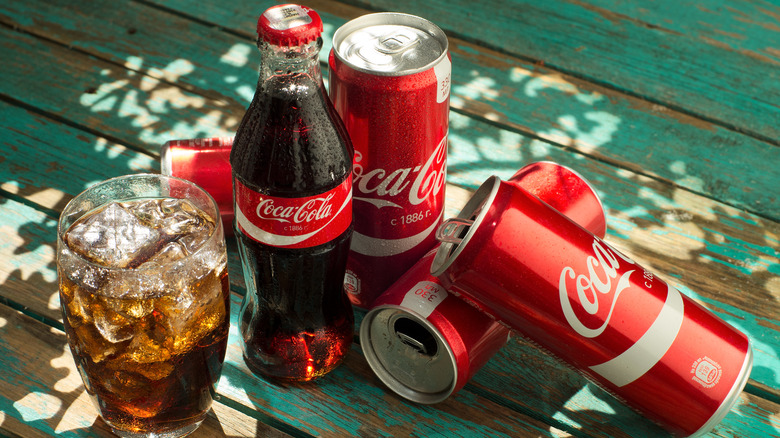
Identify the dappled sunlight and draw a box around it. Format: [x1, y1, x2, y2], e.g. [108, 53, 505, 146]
[55, 390, 97, 434]
[217, 374, 254, 408]
[447, 60, 622, 193]
[668, 160, 706, 194]
[78, 59, 236, 145]
[0, 0, 776, 435]
[51, 346, 83, 394]
[220, 43, 256, 102]
[0, 223, 56, 286]
[13, 392, 62, 423]
[553, 384, 617, 427]
[451, 70, 501, 104]
[514, 66, 605, 106]
[768, 276, 780, 296]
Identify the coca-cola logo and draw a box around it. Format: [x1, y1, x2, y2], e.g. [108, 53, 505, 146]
[559, 237, 685, 388]
[559, 238, 636, 339]
[234, 177, 352, 249]
[256, 194, 334, 224]
[353, 135, 446, 209]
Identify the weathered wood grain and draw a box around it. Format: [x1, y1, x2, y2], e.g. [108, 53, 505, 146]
[332, 0, 780, 142]
[1, 109, 777, 436]
[1, 0, 777, 219]
[0, 302, 289, 437]
[219, 298, 569, 438]
[3, 189, 773, 436]
[0, 101, 158, 211]
[1, 0, 777, 436]
[0, 194, 568, 437]
[1, 49, 777, 393]
[0, 26, 237, 154]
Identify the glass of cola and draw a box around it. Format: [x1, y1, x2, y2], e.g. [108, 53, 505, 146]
[56, 174, 231, 437]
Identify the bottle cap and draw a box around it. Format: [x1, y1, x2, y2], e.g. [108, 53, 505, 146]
[257, 4, 323, 46]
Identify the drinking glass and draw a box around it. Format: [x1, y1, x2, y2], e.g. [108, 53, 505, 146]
[56, 174, 230, 438]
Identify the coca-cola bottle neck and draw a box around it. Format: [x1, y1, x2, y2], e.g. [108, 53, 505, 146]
[258, 38, 323, 83]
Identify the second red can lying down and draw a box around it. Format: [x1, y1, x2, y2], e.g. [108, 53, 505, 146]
[361, 162, 607, 403]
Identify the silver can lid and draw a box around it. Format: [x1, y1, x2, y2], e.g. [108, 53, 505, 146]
[360, 305, 457, 404]
[332, 13, 448, 76]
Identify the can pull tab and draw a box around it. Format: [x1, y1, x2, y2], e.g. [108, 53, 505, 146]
[436, 218, 474, 244]
[397, 332, 431, 355]
[376, 32, 420, 55]
[394, 318, 437, 357]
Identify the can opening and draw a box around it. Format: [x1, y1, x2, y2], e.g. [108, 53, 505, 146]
[394, 317, 438, 357]
[360, 307, 458, 404]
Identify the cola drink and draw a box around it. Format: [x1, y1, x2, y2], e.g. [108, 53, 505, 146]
[57, 174, 230, 437]
[231, 5, 354, 382]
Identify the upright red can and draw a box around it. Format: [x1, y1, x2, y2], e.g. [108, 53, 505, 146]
[431, 176, 753, 437]
[329, 13, 451, 308]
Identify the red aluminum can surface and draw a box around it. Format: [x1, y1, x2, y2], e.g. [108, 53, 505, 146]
[361, 162, 608, 403]
[431, 176, 753, 437]
[361, 249, 508, 404]
[329, 13, 451, 308]
[161, 137, 234, 233]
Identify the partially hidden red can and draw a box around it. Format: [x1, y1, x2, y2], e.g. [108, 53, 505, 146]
[508, 161, 606, 238]
[431, 176, 753, 437]
[361, 162, 608, 403]
[161, 137, 234, 234]
[329, 13, 451, 308]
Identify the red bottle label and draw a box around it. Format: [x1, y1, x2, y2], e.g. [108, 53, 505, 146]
[235, 176, 352, 248]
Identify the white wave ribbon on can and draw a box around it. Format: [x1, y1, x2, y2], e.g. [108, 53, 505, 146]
[350, 212, 442, 257]
[589, 282, 685, 387]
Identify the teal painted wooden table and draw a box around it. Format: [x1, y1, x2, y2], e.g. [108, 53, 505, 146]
[1, 0, 778, 436]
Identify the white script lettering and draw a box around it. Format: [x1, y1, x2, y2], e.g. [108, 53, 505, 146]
[559, 239, 636, 338]
[353, 136, 447, 207]
[256, 194, 335, 224]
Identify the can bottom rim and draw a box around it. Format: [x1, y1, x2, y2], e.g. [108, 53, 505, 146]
[688, 341, 754, 437]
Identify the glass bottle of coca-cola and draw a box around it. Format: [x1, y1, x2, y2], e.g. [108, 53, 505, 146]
[231, 4, 354, 382]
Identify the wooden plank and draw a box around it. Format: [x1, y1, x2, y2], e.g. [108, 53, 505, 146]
[0, 102, 157, 211]
[0, 193, 570, 437]
[0, 0, 777, 435]
[0, 100, 570, 436]
[448, 112, 780, 401]
[2, 79, 777, 396]
[0, 303, 289, 437]
[448, 111, 780, 317]
[0, 26, 236, 155]
[218, 299, 569, 438]
[471, 335, 780, 438]
[2, 285, 777, 438]
[321, 0, 780, 143]
[1, 0, 777, 219]
[2, 111, 777, 436]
